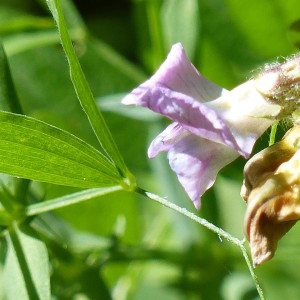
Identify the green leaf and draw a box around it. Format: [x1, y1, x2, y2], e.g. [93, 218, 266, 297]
[0, 111, 122, 188]
[97, 93, 160, 122]
[0, 42, 31, 207]
[4, 222, 50, 300]
[31, 212, 112, 253]
[161, 0, 199, 58]
[46, 0, 131, 180]
[0, 42, 22, 113]
[0, 16, 54, 34]
[224, 0, 296, 58]
[3, 30, 61, 57]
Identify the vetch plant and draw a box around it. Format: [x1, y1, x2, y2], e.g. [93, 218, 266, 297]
[123, 42, 300, 295]
[122, 43, 283, 209]
[0, 0, 300, 299]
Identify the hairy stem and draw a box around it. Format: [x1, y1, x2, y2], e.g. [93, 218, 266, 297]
[136, 187, 265, 300]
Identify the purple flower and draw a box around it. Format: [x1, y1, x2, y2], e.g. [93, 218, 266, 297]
[122, 43, 281, 209]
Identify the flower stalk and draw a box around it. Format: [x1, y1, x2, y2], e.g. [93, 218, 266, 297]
[136, 187, 265, 299]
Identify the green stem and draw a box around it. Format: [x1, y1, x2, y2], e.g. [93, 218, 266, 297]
[13, 178, 30, 205]
[240, 240, 265, 300]
[269, 121, 278, 146]
[136, 187, 265, 300]
[141, 189, 241, 245]
[8, 222, 40, 300]
[0, 43, 23, 114]
[48, 0, 130, 178]
[0, 43, 32, 207]
[25, 186, 122, 216]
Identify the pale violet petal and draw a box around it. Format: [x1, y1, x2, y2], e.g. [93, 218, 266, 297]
[129, 85, 244, 156]
[121, 43, 280, 209]
[148, 123, 188, 158]
[148, 43, 226, 101]
[122, 43, 227, 106]
[167, 135, 239, 209]
[122, 43, 244, 154]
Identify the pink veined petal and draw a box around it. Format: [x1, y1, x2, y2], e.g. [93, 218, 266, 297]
[128, 85, 245, 156]
[122, 43, 245, 155]
[122, 43, 227, 106]
[167, 135, 239, 209]
[148, 122, 187, 158]
[122, 43, 282, 209]
[149, 43, 226, 102]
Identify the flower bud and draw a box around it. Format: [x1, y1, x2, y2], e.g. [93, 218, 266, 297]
[241, 125, 300, 266]
[255, 56, 300, 119]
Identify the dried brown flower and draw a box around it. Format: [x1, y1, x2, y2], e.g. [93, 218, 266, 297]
[241, 126, 300, 266]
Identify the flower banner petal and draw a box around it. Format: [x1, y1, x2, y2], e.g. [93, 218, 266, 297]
[125, 84, 243, 155]
[122, 43, 226, 105]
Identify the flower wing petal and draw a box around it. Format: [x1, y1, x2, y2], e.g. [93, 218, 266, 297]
[125, 84, 244, 156]
[148, 122, 187, 158]
[167, 134, 239, 209]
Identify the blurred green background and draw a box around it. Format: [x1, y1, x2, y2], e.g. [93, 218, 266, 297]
[1, 0, 300, 299]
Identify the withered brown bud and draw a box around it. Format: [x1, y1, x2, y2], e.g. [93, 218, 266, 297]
[241, 125, 300, 266]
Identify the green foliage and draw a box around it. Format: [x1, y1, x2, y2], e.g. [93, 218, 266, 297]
[0, 111, 122, 188]
[4, 223, 50, 300]
[0, 0, 299, 299]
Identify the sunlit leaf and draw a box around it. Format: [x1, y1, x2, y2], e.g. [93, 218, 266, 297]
[46, 0, 131, 179]
[0, 111, 122, 187]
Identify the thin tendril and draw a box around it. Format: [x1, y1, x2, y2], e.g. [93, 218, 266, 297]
[136, 187, 265, 300]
